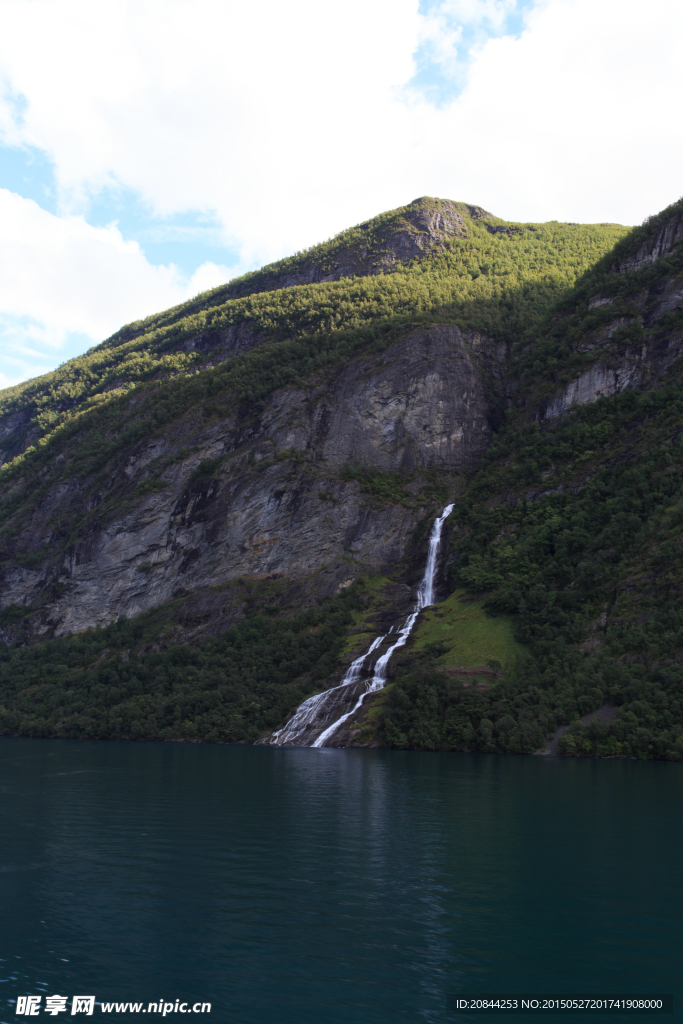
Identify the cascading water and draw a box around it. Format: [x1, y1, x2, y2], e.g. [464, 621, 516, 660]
[267, 635, 386, 747]
[266, 503, 454, 748]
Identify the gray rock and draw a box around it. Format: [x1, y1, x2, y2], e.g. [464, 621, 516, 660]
[614, 210, 683, 271]
[0, 323, 506, 637]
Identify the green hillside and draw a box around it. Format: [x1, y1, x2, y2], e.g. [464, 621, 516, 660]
[378, 199, 683, 760]
[0, 579, 367, 744]
[2, 194, 683, 759]
[0, 205, 626, 567]
[0, 203, 624, 480]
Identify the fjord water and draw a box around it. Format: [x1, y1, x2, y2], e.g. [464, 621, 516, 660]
[0, 740, 681, 1024]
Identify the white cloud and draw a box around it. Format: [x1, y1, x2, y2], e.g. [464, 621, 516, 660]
[187, 261, 236, 297]
[0, 188, 233, 377]
[417, 0, 519, 82]
[0, 369, 29, 390]
[0, 0, 682, 386]
[0, 189, 181, 339]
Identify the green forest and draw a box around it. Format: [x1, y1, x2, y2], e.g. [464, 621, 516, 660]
[0, 207, 626, 555]
[0, 207, 624, 482]
[1, 195, 683, 758]
[0, 582, 366, 743]
[380, 380, 683, 761]
[375, 201, 683, 761]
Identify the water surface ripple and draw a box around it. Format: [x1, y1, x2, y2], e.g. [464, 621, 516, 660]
[0, 739, 680, 1023]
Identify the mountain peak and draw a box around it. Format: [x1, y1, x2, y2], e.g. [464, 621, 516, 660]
[104, 197, 496, 349]
[218, 196, 495, 300]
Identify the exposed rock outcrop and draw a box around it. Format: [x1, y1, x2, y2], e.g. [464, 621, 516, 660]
[614, 210, 683, 272]
[0, 408, 38, 467]
[542, 210, 683, 421]
[543, 354, 644, 419]
[0, 324, 506, 638]
[211, 198, 491, 299]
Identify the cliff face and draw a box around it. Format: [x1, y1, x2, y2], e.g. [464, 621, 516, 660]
[538, 208, 683, 420]
[612, 208, 683, 271]
[0, 324, 505, 639]
[4, 197, 683, 759]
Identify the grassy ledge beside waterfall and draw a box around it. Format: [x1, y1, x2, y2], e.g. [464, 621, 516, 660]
[1, 195, 683, 759]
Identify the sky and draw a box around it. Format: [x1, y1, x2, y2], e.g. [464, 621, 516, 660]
[0, 0, 681, 389]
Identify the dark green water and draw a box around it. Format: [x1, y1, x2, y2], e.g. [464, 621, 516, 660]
[0, 739, 680, 1023]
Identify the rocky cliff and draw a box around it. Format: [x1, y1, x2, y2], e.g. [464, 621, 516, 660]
[0, 323, 505, 640]
[529, 205, 683, 421]
[5, 195, 683, 760]
[2, 199, 678, 648]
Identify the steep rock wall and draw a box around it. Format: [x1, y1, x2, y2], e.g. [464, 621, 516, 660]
[0, 324, 505, 638]
[613, 210, 683, 272]
[541, 213, 683, 421]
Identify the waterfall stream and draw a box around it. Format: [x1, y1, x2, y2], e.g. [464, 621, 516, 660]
[266, 503, 454, 748]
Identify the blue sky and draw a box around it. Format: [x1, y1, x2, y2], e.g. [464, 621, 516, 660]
[0, 0, 681, 388]
[410, 0, 536, 103]
[2, 1, 534, 277]
[3, 146, 237, 279]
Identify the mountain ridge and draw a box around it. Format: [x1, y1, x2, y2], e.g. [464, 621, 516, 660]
[1, 194, 683, 760]
[101, 196, 494, 347]
[0, 197, 625, 467]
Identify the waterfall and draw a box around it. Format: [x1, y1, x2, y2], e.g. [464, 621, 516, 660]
[267, 635, 386, 747]
[266, 502, 454, 748]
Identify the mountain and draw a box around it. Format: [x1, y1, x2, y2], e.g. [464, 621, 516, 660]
[1, 194, 682, 761]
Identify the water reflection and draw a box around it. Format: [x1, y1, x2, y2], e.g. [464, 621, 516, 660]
[0, 740, 681, 1024]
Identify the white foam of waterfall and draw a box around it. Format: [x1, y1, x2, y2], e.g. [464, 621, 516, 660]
[311, 606, 419, 747]
[268, 502, 454, 747]
[417, 502, 455, 608]
[268, 635, 386, 746]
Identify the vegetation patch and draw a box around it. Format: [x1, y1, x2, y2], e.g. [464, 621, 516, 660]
[408, 589, 524, 670]
[339, 463, 414, 505]
[378, 654, 683, 760]
[341, 573, 393, 656]
[376, 342, 683, 759]
[136, 476, 171, 495]
[0, 583, 367, 745]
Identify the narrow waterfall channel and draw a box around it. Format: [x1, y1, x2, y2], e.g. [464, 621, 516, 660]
[266, 503, 455, 748]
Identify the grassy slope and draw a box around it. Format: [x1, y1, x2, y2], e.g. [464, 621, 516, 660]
[408, 589, 524, 670]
